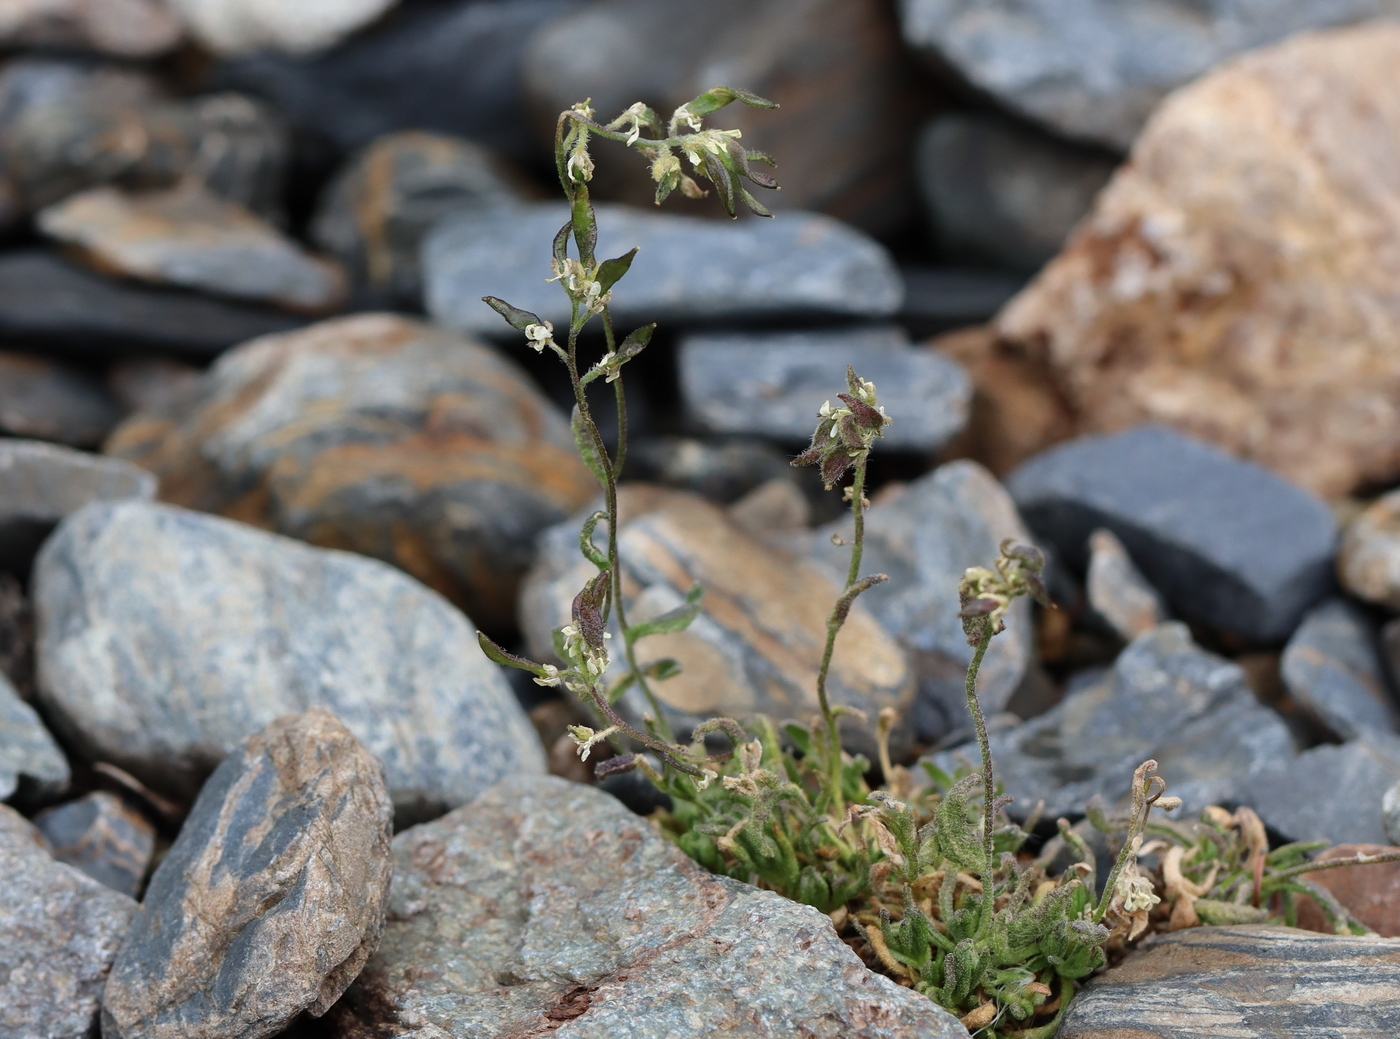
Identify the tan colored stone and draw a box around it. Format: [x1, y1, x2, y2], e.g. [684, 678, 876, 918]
[995, 22, 1400, 497]
[1339, 490, 1400, 610]
[1296, 843, 1400, 937]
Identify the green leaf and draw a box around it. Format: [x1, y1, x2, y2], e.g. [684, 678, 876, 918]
[571, 186, 597, 266]
[596, 247, 637, 295]
[682, 86, 778, 119]
[702, 152, 735, 217]
[578, 511, 609, 570]
[482, 296, 543, 333]
[783, 722, 813, 755]
[618, 323, 655, 362]
[625, 584, 704, 640]
[553, 221, 571, 271]
[644, 657, 682, 680]
[477, 631, 547, 677]
[571, 405, 607, 486]
[739, 186, 773, 218]
[605, 673, 635, 704]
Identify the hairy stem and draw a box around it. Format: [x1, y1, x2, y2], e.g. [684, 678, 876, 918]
[964, 627, 994, 878]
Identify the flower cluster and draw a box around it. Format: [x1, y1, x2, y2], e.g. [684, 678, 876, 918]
[549, 257, 611, 316]
[957, 539, 1051, 647]
[792, 365, 891, 489]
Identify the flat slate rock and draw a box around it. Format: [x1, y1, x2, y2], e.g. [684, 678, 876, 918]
[38, 185, 347, 313]
[1240, 735, 1400, 847]
[0, 437, 155, 574]
[102, 708, 394, 1039]
[34, 500, 546, 825]
[0, 668, 69, 802]
[1007, 425, 1337, 643]
[808, 461, 1032, 743]
[33, 791, 154, 898]
[1085, 526, 1168, 641]
[333, 774, 970, 1039]
[1282, 599, 1397, 742]
[0, 251, 305, 357]
[0, 349, 121, 447]
[1058, 925, 1400, 1038]
[930, 623, 1296, 819]
[0, 802, 137, 1039]
[424, 203, 903, 335]
[678, 325, 970, 451]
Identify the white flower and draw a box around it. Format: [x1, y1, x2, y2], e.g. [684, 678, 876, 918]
[680, 128, 741, 169]
[1117, 870, 1160, 913]
[567, 724, 618, 761]
[673, 105, 703, 132]
[524, 322, 555, 353]
[613, 101, 650, 146]
[651, 151, 681, 186]
[566, 146, 595, 183]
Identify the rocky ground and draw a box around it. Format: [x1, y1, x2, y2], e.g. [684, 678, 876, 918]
[4, 2, 1400, 1037]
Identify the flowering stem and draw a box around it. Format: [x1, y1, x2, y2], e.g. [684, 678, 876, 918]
[964, 627, 995, 878]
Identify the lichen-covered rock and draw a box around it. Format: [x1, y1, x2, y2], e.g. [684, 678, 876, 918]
[0, 349, 121, 448]
[994, 23, 1400, 497]
[1340, 489, 1400, 611]
[102, 708, 394, 1039]
[104, 314, 595, 628]
[0, 0, 181, 57]
[39, 185, 347, 313]
[425, 203, 903, 336]
[0, 802, 137, 1039]
[0, 669, 69, 802]
[33, 792, 154, 898]
[1282, 599, 1397, 742]
[521, 486, 915, 759]
[34, 500, 545, 824]
[1085, 527, 1168, 641]
[333, 775, 970, 1039]
[1057, 925, 1400, 1038]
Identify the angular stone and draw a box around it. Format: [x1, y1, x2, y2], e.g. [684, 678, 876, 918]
[0, 0, 181, 57]
[898, 269, 1024, 339]
[34, 500, 546, 823]
[102, 708, 394, 1039]
[1239, 736, 1400, 846]
[1085, 527, 1167, 641]
[33, 791, 153, 898]
[524, 0, 927, 236]
[0, 802, 136, 1039]
[0, 349, 121, 447]
[807, 461, 1031, 742]
[0, 668, 69, 802]
[627, 436, 796, 504]
[0, 251, 305, 357]
[678, 326, 971, 452]
[0, 438, 155, 575]
[1282, 599, 1396, 742]
[1057, 925, 1400, 1038]
[166, 0, 395, 55]
[995, 23, 1400, 497]
[216, 0, 577, 161]
[104, 314, 595, 628]
[931, 624, 1296, 819]
[424, 203, 903, 336]
[1008, 425, 1337, 643]
[332, 775, 969, 1039]
[915, 112, 1118, 270]
[898, 1, 1400, 150]
[311, 130, 533, 307]
[1296, 843, 1400, 937]
[1340, 489, 1400, 611]
[520, 486, 915, 759]
[39, 185, 347, 313]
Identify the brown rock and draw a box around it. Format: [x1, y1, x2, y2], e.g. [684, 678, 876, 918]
[0, 571, 33, 698]
[521, 485, 915, 758]
[1086, 527, 1168, 641]
[994, 23, 1400, 497]
[101, 708, 394, 1039]
[105, 314, 596, 628]
[40, 185, 346, 314]
[1339, 490, 1400, 611]
[33, 791, 155, 898]
[0, 348, 121, 447]
[1296, 843, 1400, 937]
[0, 0, 181, 56]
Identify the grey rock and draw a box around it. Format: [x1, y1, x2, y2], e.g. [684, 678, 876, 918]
[916, 112, 1118, 270]
[216, 0, 577, 162]
[34, 791, 153, 898]
[0, 438, 155, 575]
[107, 357, 203, 418]
[165, 0, 392, 55]
[0, 668, 69, 802]
[1239, 735, 1400, 846]
[1008, 425, 1337, 643]
[0, 802, 137, 1039]
[1339, 488, 1400, 611]
[896, 0, 1400, 150]
[0, 0, 181, 57]
[34, 500, 546, 824]
[103, 313, 597, 631]
[897, 267, 1025, 337]
[0, 348, 121, 448]
[628, 436, 796, 504]
[1282, 599, 1396, 741]
[311, 130, 534, 307]
[0, 572, 33, 698]
[678, 326, 971, 452]
[424, 203, 903, 336]
[332, 774, 970, 1039]
[102, 708, 394, 1039]
[931, 623, 1296, 819]
[38, 185, 347, 314]
[0, 251, 306, 358]
[1085, 527, 1168, 641]
[809, 461, 1032, 743]
[1385, 781, 1400, 845]
[1058, 925, 1400, 1038]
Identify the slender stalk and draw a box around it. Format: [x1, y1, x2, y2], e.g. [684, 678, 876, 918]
[1267, 849, 1400, 883]
[963, 628, 994, 877]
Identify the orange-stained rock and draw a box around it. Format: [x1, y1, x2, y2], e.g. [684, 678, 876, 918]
[994, 22, 1400, 497]
[1296, 843, 1400, 937]
[105, 314, 596, 629]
